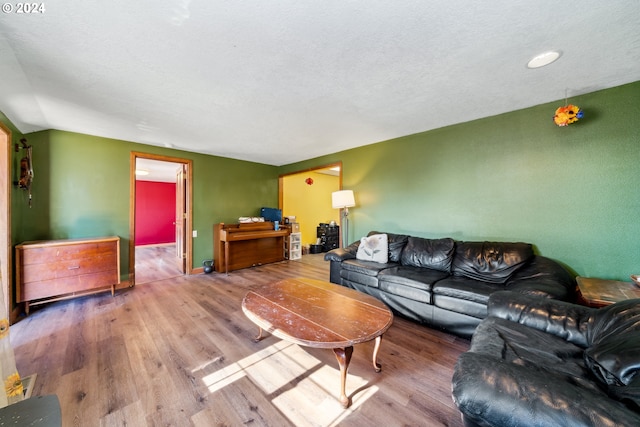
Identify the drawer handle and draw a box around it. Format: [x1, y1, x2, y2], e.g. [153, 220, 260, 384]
[68, 266, 80, 270]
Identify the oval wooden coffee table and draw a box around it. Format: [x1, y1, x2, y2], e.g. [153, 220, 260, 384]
[242, 277, 393, 407]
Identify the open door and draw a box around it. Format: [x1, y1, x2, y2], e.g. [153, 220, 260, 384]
[175, 163, 187, 273]
[130, 152, 193, 285]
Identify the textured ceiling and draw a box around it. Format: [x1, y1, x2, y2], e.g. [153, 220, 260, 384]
[1, 1, 639, 166]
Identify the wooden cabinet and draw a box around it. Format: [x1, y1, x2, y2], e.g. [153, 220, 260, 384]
[317, 224, 339, 252]
[576, 276, 640, 307]
[16, 236, 120, 313]
[213, 222, 289, 273]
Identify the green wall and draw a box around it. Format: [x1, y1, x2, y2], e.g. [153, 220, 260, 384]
[281, 81, 640, 281]
[4, 81, 639, 288]
[6, 128, 279, 282]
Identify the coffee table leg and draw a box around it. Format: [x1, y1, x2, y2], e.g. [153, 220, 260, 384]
[253, 327, 264, 342]
[333, 346, 354, 408]
[372, 335, 383, 372]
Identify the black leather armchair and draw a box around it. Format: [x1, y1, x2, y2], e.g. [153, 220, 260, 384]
[452, 291, 640, 426]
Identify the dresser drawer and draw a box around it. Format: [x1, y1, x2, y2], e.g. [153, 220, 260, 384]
[19, 241, 117, 265]
[20, 270, 119, 301]
[19, 253, 117, 283]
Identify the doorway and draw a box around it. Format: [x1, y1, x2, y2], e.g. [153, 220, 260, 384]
[279, 162, 343, 250]
[129, 152, 193, 285]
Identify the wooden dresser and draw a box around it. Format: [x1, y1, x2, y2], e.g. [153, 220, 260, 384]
[16, 236, 120, 313]
[213, 222, 289, 273]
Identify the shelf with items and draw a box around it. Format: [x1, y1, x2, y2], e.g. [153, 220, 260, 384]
[287, 232, 302, 260]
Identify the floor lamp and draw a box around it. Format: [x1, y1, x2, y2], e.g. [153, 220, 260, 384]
[332, 190, 356, 248]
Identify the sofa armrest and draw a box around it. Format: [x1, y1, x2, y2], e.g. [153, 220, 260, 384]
[487, 291, 596, 347]
[323, 242, 359, 262]
[506, 255, 576, 301]
[324, 242, 359, 284]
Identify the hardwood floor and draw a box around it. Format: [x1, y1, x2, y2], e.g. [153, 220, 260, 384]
[135, 244, 184, 284]
[10, 254, 470, 427]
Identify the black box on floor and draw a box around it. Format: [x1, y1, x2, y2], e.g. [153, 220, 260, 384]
[309, 244, 323, 254]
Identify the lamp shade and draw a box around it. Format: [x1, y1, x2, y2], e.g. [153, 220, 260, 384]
[332, 190, 355, 209]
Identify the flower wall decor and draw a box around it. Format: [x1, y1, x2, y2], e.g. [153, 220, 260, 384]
[553, 104, 583, 127]
[305, 177, 313, 185]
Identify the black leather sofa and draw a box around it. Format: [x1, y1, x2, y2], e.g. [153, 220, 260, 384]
[452, 291, 640, 426]
[324, 231, 575, 337]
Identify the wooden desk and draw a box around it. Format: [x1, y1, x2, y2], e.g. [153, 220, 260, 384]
[242, 277, 393, 407]
[213, 222, 289, 273]
[576, 276, 640, 307]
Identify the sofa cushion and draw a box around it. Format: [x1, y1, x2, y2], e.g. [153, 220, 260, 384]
[434, 294, 488, 319]
[590, 298, 640, 345]
[341, 259, 395, 277]
[433, 276, 501, 305]
[506, 255, 576, 301]
[379, 282, 432, 304]
[368, 231, 409, 263]
[452, 241, 533, 284]
[433, 276, 501, 319]
[379, 266, 449, 291]
[454, 315, 640, 426]
[400, 236, 455, 272]
[470, 317, 598, 390]
[584, 299, 640, 390]
[585, 331, 640, 386]
[356, 233, 388, 263]
[377, 266, 449, 304]
[340, 259, 397, 289]
[340, 269, 380, 288]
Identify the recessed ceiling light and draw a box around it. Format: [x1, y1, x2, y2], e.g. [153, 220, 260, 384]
[135, 169, 150, 176]
[527, 51, 561, 69]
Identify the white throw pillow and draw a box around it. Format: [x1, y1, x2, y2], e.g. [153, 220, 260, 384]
[356, 234, 389, 263]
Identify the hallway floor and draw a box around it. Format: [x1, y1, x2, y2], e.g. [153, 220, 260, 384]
[134, 244, 183, 284]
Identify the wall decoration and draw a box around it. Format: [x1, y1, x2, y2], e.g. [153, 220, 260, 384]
[553, 104, 583, 127]
[305, 177, 314, 185]
[16, 138, 34, 207]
